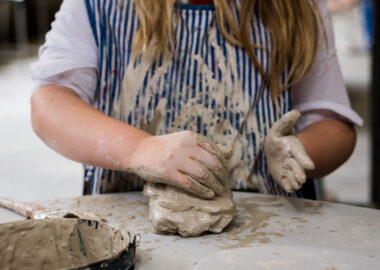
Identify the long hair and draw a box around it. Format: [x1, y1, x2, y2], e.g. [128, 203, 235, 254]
[133, 0, 326, 99]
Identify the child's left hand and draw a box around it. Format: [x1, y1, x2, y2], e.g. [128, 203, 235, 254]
[264, 110, 315, 193]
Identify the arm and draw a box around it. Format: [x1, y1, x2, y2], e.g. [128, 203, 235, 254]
[264, 111, 356, 193]
[297, 118, 356, 179]
[290, 0, 361, 180]
[31, 85, 225, 198]
[31, 85, 150, 170]
[30, 1, 226, 198]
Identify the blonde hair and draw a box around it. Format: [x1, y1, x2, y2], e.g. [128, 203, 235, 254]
[133, 0, 326, 98]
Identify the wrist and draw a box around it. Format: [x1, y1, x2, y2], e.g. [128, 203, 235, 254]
[123, 132, 154, 170]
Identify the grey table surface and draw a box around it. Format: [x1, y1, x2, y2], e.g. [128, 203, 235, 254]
[1, 192, 379, 269]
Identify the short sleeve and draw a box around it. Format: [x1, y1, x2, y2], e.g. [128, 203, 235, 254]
[292, 0, 363, 130]
[31, 0, 98, 104]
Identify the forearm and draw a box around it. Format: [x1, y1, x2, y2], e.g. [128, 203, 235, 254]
[297, 119, 357, 179]
[31, 85, 151, 170]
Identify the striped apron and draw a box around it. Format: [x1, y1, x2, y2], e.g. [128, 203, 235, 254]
[83, 0, 303, 198]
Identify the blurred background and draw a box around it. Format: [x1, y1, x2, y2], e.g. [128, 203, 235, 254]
[0, 0, 377, 207]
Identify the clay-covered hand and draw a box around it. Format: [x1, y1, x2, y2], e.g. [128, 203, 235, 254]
[264, 110, 315, 193]
[129, 131, 229, 199]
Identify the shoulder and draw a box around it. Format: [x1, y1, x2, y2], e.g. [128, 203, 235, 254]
[31, 0, 99, 104]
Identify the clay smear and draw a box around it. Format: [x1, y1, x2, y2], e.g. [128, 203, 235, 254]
[304, 201, 325, 215]
[216, 196, 285, 249]
[61, 195, 152, 235]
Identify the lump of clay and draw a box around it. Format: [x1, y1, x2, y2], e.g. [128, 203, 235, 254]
[143, 183, 235, 237]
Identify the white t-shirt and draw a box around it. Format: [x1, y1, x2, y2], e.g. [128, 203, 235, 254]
[31, 0, 363, 130]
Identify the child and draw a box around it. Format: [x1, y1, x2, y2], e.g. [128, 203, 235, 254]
[31, 0, 362, 199]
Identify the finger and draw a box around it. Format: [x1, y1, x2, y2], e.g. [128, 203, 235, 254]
[136, 167, 214, 198]
[192, 160, 224, 194]
[179, 159, 209, 180]
[197, 136, 217, 155]
[285, 170, 302, 191]
[197, 141, 229, 173]
[173, 171, 215, 199]
[196, 158, 228, 186]
[290, 143, 315, 170]
[196, 134, 232, 160]
[288, 158, 307, 185]
[270, 110, 301, 137]
[278, 177, 293, 194]
[192, 146, 222, 169]
[181, 173, 215, 199]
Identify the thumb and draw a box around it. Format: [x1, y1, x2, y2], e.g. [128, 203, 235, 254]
[270, 110, 301, 137]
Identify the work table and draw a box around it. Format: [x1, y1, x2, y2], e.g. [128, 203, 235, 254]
[0, 192, 379, 269]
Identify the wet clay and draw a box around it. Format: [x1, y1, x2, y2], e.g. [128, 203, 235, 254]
[142, 142, 235, 237]
[0, 218, 130, 270]
[143, 183, 235, 237]
[304, 201, 325, 215]
[215, 196, 285, 249]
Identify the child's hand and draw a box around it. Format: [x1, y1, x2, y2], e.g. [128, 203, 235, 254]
[129, 131, 230, 199]
[264, 110, 315, 193]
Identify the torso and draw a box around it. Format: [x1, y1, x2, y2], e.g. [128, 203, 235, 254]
[83, 0, 300, 198]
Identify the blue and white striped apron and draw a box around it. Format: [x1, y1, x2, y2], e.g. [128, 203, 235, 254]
[83, 0, 303, 198]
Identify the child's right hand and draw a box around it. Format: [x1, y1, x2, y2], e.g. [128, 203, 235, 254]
[128, 131, 229, 199]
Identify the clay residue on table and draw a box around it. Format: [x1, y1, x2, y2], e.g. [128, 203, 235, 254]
[63, 195, 151, 234]
[257, 259, 295, 268]
[216, 196, 285, 249]
[245, 196, 278, 203]
[290, 217, 308, 223]
[304, 201, 325, 215]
